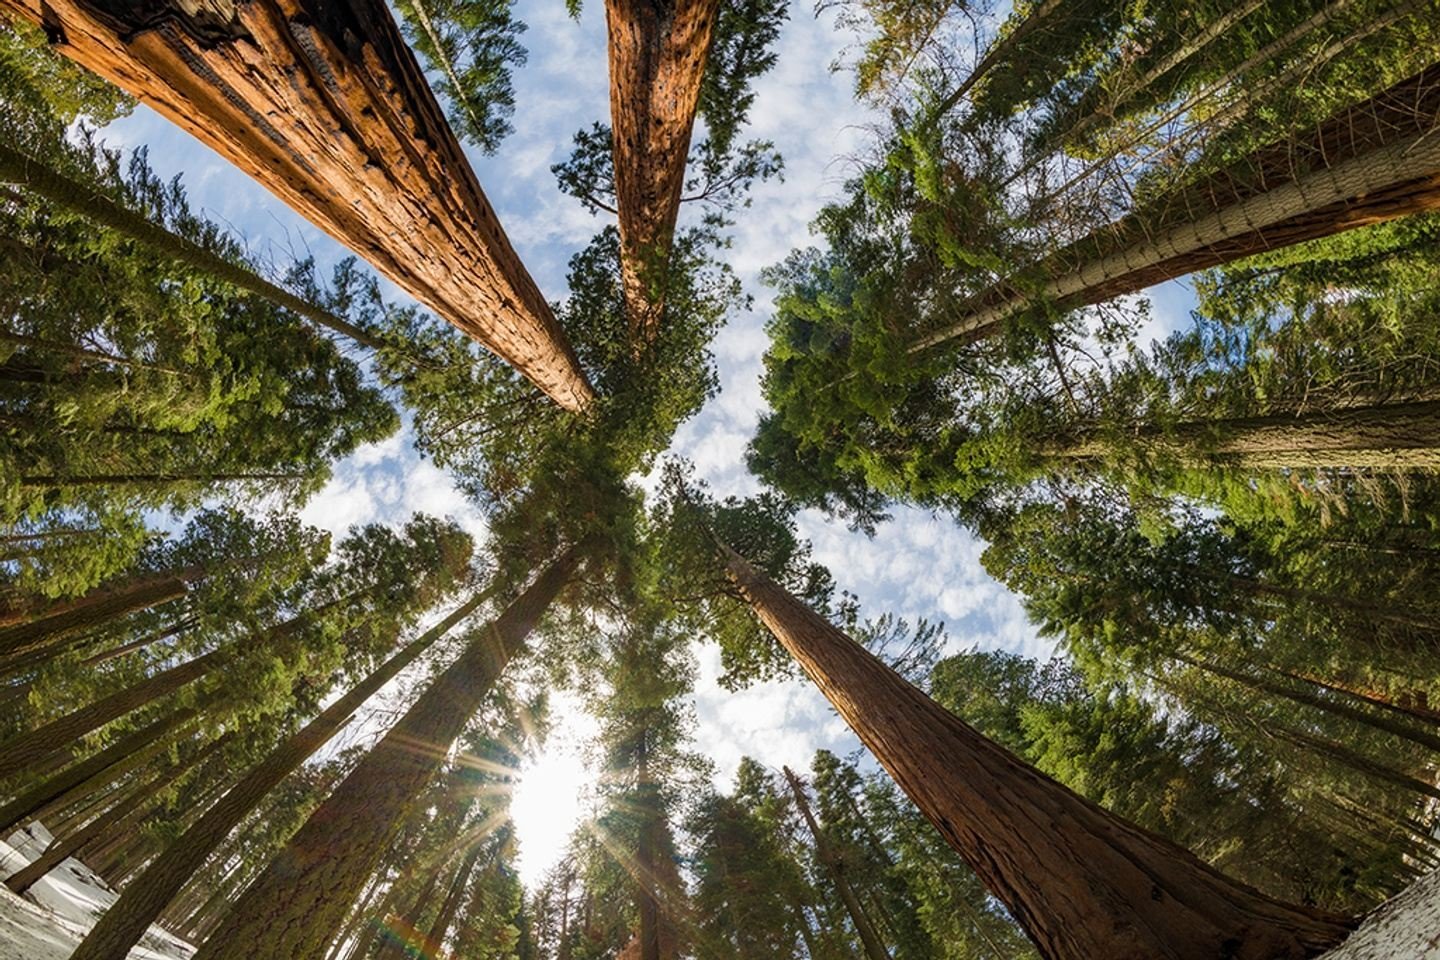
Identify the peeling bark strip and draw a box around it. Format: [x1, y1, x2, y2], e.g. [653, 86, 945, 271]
[914, 65, 1440, 351]
[722, 547, 1353, 960]
[0, 0, 595, 410]
[605, 0, 720, 341]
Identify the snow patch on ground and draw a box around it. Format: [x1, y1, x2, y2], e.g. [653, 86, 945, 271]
[0, 823, 193, 960]
[1321, 868, 1440, 959]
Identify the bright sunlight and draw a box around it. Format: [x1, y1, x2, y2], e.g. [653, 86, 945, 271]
[510, 698, 598, 889]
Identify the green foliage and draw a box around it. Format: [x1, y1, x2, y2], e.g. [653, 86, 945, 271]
[393, 0, 528, 152]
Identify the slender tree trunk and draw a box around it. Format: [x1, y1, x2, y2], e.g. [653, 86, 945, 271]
[4, 734, 226, 894]
[932, 0, 1063, 119]
[1278, 668, 1440, 727]
[0, 567, 198, 655]
[783, 766, 891, 960]
[605, 0, 720, 342]
[0, 602, 327, 782]
[1268, 723, 1440, 802]
[1047, 399, 1440, 471]
[192, 546, 583, 960]
[0, 704, 205, 836]
[376, 865, 445, 960]
[0, 1, 594, 410]
[1177, 654, 1440, 753]
[424, 843, 482, 955]
[721, 545, 1352, 959]
[914, 65, 1440, 351]
[67, 588, 492, 960]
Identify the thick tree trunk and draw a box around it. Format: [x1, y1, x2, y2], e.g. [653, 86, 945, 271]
[192, 546, 582, 960]
[67, 588, 493, 960]
[605, 0, 720, 341]
[721, 545, 1352, 960]
[0, 567, 198, 656]
[0, 0, 594, 410]
[782, 766, 891, 960]
[1047, 399, 1440, 471]
[0, 704, 204, 836]
[1177, 655, 1440, 753]
[1279, 668, 1440, 727]
[915, 65, 1440, 351]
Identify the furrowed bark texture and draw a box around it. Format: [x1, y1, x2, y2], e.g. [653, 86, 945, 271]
[66, 588, 493, 960]
[722, 547, 1353, 960]
[192, 548, 580, 960]
[0, 0, 594, 410]
[1048, 399, 1440, 470]
[605, 0, 720, 341]
[915, 65, 1440, 350]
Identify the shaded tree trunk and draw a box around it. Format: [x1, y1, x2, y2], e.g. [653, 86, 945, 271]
[67, 588, 493, 960]
[605, 0, 720, 341]
[1279, 668, 1440, 728]
[424, 841, 484, 955]
[192, 545, 583, 960]
[721, 544, 1353, 960]
[783, 766, 891, 960]
[914, 65, 1440, 351]
[0, 0, 594, 410]
[1047, 399, 1440, 471]
[0, 567, 199, 656]
[0, 703, 205, 836]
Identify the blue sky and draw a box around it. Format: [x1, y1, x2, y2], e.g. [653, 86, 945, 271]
[88, 0, 1198, 880]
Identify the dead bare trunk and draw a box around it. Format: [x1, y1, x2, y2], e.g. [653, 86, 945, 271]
[0, 0, 594, 409]
[721, 545, 1352, 960]
[605, 0, 720, 341]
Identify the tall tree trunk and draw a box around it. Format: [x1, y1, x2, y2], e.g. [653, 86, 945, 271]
[0, 0, 594, 410]
[1278, 668, 1440, 727]
[67, 588, 493, 960]
[423, 842, 483, 955]
[4, 733, 227, 894]
[931, 0, 1062, 118]
[376, 865, 445, 960]
[192, 546, 583, 960]
[1046, 399, 1440, 471]
[1176, 654, 1440, 753]
[0, 703, 206, 836]
[0, 567, 199, 654]
[0, 601, 329, 783]
[605, 0, 720, 341]
[782, 766, 891, 960]
[913, 64, 1440, 351]
[720, 545, 1352, 960]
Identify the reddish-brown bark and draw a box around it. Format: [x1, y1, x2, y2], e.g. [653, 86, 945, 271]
[722, 546, 1353, 960]
[192, 547, 582, 960]
[605, 0, 720, 341]
[0, 0, 594, 409]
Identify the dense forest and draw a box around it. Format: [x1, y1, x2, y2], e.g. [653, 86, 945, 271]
[0, 0, 1438, 957]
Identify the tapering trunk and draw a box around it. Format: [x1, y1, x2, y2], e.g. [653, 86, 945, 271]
[1270, 723, 1440, 802]
[68, 589, 492, 960]
[0, 602, 326, 783]
[1279, 669, 1440, 727]
[634, 735, 665, 960]
[1177, 655, 1440, 753]
[721, 545, 1352, 960]
[193, 546, 582, 960]
[376, 866, 445, 960]
[0, 1, 593, 410]
[424, 842, 483, 954]
[605, 0, 720, 341]
[783, 766, 891, 960]
[1046, 399, 1440, 471]
[914, 65, 1440, 351]
[4, 733, 226, 894]
[0, 703, 205, 836]
[0, 567, 198, 653]
[932, 0, 1062, 118]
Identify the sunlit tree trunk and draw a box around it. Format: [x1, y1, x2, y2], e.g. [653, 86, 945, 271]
[605, 0, 720, 341]
[192, 546, 582, 960]
[915, 65, 1440, 351]
[66, 588, 492, 960]
[0, 0, 594, 409]
[720, 544, 1353, 960]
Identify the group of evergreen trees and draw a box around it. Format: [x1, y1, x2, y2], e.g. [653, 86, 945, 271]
[1, 0, 1438, 958]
